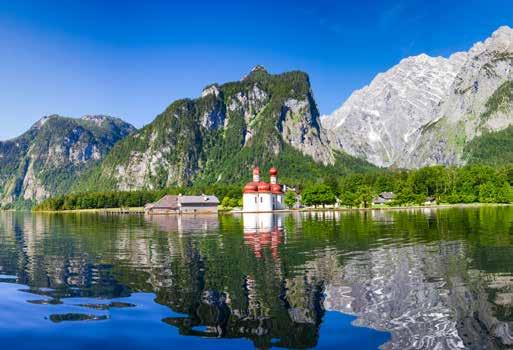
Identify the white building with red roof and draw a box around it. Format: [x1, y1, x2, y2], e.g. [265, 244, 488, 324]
[243, 167, 285, 212]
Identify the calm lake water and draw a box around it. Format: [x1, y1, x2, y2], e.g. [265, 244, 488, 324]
[1, 208, 513, 349]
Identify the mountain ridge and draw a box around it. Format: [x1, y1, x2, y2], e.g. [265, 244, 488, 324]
[323, 25, 513, 169]
[0, 114, 135, 208]
[72, 67, 376, 193]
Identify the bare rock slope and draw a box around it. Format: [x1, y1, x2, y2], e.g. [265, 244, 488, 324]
[323, 26, 513, 168]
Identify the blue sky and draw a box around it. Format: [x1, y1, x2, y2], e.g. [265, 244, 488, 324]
[0, 0, 512, 140]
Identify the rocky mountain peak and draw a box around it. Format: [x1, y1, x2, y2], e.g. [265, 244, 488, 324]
[80, 115, 110, 124]
[324, 25, 513, 169]
[406, 25, 513, 167]
[469, 25, 513, 56]
[488, 25, 513, 45]
[322, 50, 465, 167]
[400, 53, 431, 64]
[30, 114, 133, 132]
[251, 65, 267, 73]
[448, 51, 468, 64]
[201, 84, 221, 98]
[76, 68, 348, 192]
[242, 65, 269, 81]
[30, 114, 63, 131]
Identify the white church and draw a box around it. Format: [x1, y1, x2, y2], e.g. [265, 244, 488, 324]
[243, 167, 285, 212]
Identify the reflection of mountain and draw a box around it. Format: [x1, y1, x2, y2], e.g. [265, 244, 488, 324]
[0, 213, 327, 348]
[2, 209, 513, 349]
[325, 243, 465, 349]
[154, 214, 325, 348]
[325, 240, 513, 349]
[0, 213, 131, 298]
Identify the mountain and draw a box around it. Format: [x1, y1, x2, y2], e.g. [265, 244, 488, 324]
[74, 66, 376, 192]
[321, 53, 467, 167]
[323, 26, 513, 168]
[411, 26, 513, 167]
[0, 115, 135, 208]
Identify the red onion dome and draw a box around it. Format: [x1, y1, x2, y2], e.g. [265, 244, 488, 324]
[269, 167, 278, 176]
[244, 182, 258, 193]
[257, 182, 271, 192]
[252, 167, 260, 175]
[271, 184, 282, 194]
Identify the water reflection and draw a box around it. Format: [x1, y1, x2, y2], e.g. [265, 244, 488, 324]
[243, 213, 283, 259]
[145, 214, 219, 234]
[2, 208, 513, 349]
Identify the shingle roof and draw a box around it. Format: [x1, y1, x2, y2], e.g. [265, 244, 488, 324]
[373, 196, 388, 204]
[379, 192, 395, 200]
[148, 195, 220, 209]
[151, 195, 180, 209]
[179, 195, 220, 205]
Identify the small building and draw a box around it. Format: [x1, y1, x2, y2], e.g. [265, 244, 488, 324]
[145, 194, 219, 214]
[372, 192, 396, 205]
[424, 196, 436, 205]
[243, 167, 285, 212]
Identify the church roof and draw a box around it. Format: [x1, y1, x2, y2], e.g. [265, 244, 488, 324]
[244, 167, 282, 194]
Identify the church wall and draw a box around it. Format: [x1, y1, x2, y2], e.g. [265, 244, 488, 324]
[243, 193, 259, 212]
[258, 193, 273, 212]
[273, 194, 285, 210]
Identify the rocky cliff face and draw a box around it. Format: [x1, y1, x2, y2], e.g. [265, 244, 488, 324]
[0, 115, 135, 207]
[323, 26, 513, 168]
[410, 26, 513, 167]
[77, 67, 371, 192]
[322, 53, 466, 167]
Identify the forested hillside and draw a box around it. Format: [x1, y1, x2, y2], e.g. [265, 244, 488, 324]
[73, 67, 376, 193]
[0, 115, 135, 209]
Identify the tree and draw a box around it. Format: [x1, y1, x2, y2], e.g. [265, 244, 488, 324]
[495, 182, 513, 203]
[374, 173, 396, 193]
[284, 190, 297, 208]
[339, 190, 359, 208]
[323, 175, 340, 196]
[301, 184, 336, 208]
[479, 182, 497, 203]
[356, 185, 374, 208]
[221, 196, 240, 208]
[394, 182, 416, 205]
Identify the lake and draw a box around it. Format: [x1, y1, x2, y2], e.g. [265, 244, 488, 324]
[1, 208, 513, 349]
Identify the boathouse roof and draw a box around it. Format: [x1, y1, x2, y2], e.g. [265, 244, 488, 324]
[147, 195, 220, 210]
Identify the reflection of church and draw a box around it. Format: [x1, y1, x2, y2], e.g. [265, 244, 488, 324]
[243, 213, 283, 258]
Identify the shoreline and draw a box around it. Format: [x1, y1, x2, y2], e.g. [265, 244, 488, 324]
[232, 202, 513, 214]
[27, 207, 235, 214]
[22, 202, 513, 214]
[31, 207, 146, 214]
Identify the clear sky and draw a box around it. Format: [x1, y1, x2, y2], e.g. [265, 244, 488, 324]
[0, 0, 512, 140]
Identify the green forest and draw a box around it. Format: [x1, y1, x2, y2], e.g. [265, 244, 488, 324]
[34, 163, 513, 211]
